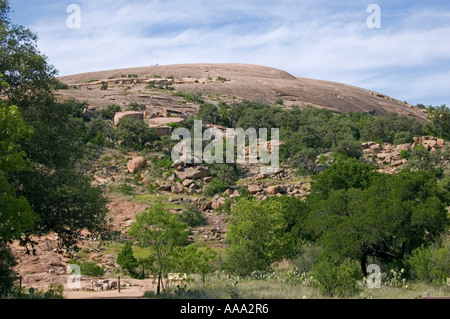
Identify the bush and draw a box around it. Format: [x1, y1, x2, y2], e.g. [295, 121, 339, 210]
[70, 260, 105, 277]
[361, 113, 423, 144]
[120, 184, 133, 195]
[53, 80, 69, 90]
[116, 117, 159, 150]
[275, 98, 284, 105]
[408, 243, 450, 286]
[196, 103, 221, 125]
[185, 92, 204, 104]
[204, 179, 227, 197]
[333, 140, 363, 160]
[292, 243, 323, 273]
[0, 245, 17, 297]
[117, 241, 139, 275]
[209, 163, 240, 185]
[127, 102, 146, 111]
[311, 258, 362, 298]
[98, 104, 121, 120]
[179, 205, 205, 227]
[223, 198, 292, 275]
[217, 76, 229, 83]
[222, 245, 262, 276]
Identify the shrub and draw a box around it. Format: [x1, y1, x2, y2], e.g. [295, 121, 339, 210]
[292, 243, 323, 273]
[185, 92, 204, 104]
[116, 117, 159, 150]
[217, 76, 229, 83]
[98, 104, 121, 120]
[333, 140, 363, 160]
[100, 81, 108, 90]
[127, 102, 146, 111]
[223, 198, 292, 275]
[311, 258, 362, 298]
[204, 179, 227, 197]
[196, 103, 220, 124]
[0, 245, 17, 297]
[53, 80, 69, 90]
[120, 184, 133, 195]
[70, 260, 105, 277]
[275, 98, 284, 105]
[408, 244, 450, 286]
[179, 205, 205, 227]
[117, 241, 139, 276]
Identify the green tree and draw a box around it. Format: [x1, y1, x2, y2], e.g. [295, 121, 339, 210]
[0, 1, 57, 109]
[178, 205, 205, 227]
[84, 118, 117, 147]
[265, 195, 309, 248]
[0, 100, 38, 295]
[18, 169, 108, 250]
[98, 104, 121, 120]
[405, 145, 446, 176]
[127, 102, 146, 111]
[116, 241, 139, 276]
[424, 105, 450, 140]
[408, 243, 450, 286]
[311, 258, 362, 298]
[176, 245, 217, 283]
[128, 204, 189, 294]
[224, 198, 293, 275]
[361, 112, 423, 144]
[333, 139, 363, 160]
[306, 169, 449, 275]
[310, 158, 376, 197]
[0, 245, 17, 296]
[117, 117, 159, 150]
[1, 0, 109, 253]
[196, 103, 221, 125]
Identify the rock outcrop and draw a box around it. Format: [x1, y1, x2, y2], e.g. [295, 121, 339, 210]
[127, 156, 147, 173]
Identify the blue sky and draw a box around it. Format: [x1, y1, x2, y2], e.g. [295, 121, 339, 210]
[8, 0, 450, 106]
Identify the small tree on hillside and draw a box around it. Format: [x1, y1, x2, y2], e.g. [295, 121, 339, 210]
[116, 241, 139, 276]
[128, 204, 188, 295]
[224, 198, 293, 275]
[116, 117, 159, 151]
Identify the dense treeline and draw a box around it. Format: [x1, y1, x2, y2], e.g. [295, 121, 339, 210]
[194, 100, 449, 174]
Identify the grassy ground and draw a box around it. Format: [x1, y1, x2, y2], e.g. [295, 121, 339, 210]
[146, 275, 450, 299]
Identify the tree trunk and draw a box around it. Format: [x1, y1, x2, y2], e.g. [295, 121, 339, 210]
[360, 256, 367, 277]
[157, 273, 161, 295]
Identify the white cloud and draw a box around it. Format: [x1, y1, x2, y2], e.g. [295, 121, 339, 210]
[27, 0, 450, 105]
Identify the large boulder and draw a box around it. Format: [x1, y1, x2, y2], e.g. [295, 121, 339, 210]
[248, 184, 262, 194]
[158, 182, 172, 191]
[266, 185, 281, 195]
[422, 139, 437, 150]
[171, 183, 184, 194]
[176, 167, 211, 180]
[127, 157, 146, 173]
[114, 111, 144, 126]
[395, 143, 412, 152]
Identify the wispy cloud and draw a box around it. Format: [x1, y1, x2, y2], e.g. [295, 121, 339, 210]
[9, 0, 450, 106]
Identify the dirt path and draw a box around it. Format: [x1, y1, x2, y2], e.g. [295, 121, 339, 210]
[63, 278, 156, 299]
[64, 286, 147, 299]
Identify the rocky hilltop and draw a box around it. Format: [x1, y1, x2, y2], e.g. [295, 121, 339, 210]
[57, 63, 427, 121]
